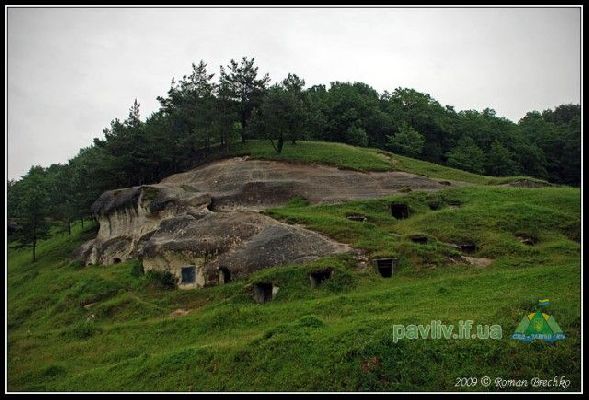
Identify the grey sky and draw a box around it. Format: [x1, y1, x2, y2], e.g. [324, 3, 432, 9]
[7, 7, 581, 180]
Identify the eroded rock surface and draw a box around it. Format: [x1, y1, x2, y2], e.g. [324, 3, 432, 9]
[79, 157, 448, 288]
[163, 157, 448, 209]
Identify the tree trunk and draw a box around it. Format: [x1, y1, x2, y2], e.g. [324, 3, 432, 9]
[67, 219, 71, 236]
[277, 134, 284, 153]
[269, 133, 284, 154]
[81, 217, 84, 229]
[241, 112, 247, 143]
[32, 222, 37, 262]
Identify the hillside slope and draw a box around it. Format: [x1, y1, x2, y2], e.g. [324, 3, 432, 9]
[228, 140, 554, 186]
[7, 142, 580, 392]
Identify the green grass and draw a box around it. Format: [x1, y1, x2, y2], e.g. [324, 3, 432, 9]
[8, 186, 581, 392]
[230, 140, 393, 172]
[227, 140, 551, 187]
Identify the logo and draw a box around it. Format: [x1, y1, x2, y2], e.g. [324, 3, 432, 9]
[512, 299, 565, 342]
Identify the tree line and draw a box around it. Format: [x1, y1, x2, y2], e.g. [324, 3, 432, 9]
[7, 57, 581, 260]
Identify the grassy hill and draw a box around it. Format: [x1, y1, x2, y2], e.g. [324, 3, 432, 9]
[229, 140, 553, 186]
[7, 142, 580, 392]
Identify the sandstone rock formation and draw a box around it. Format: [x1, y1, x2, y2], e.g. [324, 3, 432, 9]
[78, 157, 448, 288]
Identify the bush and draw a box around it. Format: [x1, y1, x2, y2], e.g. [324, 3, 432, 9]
[63, 320, 101, 340]
[40, 364, 67, 378]
[426, 193, 443, 211]
[130, 260, 144, 277]
[346, 126, 369, 147]
[68, 259, 85, 269]
[295, 315, 325, 328]
[145, 270, 176, 290]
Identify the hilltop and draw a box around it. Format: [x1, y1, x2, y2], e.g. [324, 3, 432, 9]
[7, 141, 580, 391]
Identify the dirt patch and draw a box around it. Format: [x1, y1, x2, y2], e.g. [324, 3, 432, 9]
[462, 256, 494, 268]
[170, 308, 190, 317]
[361, 356, 381, 373]
[502, 178, 552, 188]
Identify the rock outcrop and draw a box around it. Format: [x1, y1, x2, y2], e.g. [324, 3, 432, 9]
[78, 157, 448, 288]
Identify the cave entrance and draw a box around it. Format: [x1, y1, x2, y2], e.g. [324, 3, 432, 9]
[113, 257, 122, 264]
[219, 267, 231, 284]
[309, 268, 334, 288]
[517, 235, 537, 246]
[459, 242, 476, 253]
[346, 214, 367, 222]
[181, 266, 196, 284]
[447, 199, 462, 208]
[409, 235, 429, 244]
[374, 258, 395, 278]
[390, 203, 409, 219]
[253, 282, 274, 304]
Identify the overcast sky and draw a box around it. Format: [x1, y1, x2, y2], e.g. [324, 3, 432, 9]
[7, 7, 581, 180]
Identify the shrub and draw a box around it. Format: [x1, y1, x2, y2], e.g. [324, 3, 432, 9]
[130, 260, 144, 277]
[426, 193, 444, 211]
[63, 320, 101, 340]
[68, 259, 85, 269]
[145, 270, 176, 290]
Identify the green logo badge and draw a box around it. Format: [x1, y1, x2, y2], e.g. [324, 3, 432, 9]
[512, 299, 565, 342]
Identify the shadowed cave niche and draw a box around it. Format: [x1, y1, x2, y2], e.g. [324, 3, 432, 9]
[373, 258, 398, 278]
[390, 202, 409, 220]
[346, 214, 367, 222]
[309, 268, 334, 288]
[253, 282, 279, 304]
[409, 234, 429, 245]
[218, 267, 231, 284]
[458, 242, 476, 253]
[517, 234, 538, 246]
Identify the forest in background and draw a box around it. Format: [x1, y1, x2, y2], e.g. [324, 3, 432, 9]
[7, 57, 581, 257]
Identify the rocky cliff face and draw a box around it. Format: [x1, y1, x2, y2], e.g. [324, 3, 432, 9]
[78, 157, 448, 289]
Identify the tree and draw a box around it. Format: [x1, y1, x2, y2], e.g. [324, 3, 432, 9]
[46, 163, 77, 235]
[484, 141, 520, 176]
[384, 87, 450, 162]
[346, 126, 369, 147]
[446, 137, 486, 174]
[214, 76, 238, 150]
[282, 73, 307, 144]
[181, 61, 217, 152]
[126, 98, 141, 128]
[249, 79, 305, 153]
[319, 82, 382, 144]
[385, 123, 425, 157]
[156, 61, 218, 162]
[8, 166, 52, 261]
[219, 57, 270, 142]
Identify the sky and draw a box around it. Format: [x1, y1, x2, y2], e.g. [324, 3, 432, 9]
[6, 7, 581, 180]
